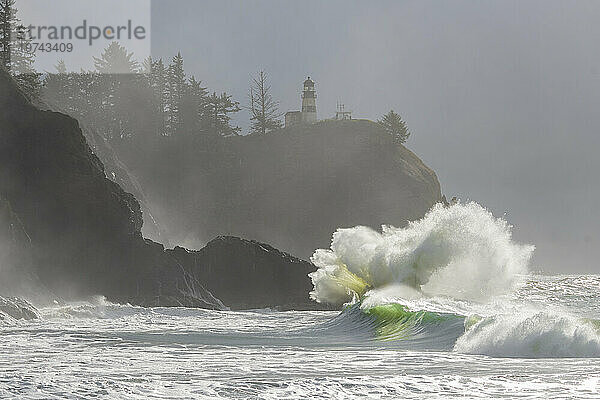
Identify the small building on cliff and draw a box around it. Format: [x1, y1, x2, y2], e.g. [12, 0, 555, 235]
[285, 77, 317, 128]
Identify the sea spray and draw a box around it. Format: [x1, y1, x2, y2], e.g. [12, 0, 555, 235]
[309, 202, 534, 305]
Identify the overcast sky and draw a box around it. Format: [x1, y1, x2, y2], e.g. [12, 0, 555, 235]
[17, 0, 150, 72]
[20, 0, 599, 273]
[149, 0, 600, 273]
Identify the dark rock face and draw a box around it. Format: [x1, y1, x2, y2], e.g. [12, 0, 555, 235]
[0, 67, 220, 308]
[168, 236, 330, 310]
[0, 195, 52, 303]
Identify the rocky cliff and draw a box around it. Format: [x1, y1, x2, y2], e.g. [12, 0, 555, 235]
[1, 65, 444, 310]
[168, 236, 328, 310]
[0, 67, 322, 310]
[122, 119, 442, 259]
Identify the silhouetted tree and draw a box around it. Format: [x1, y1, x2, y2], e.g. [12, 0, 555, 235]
[141, 56, 152, 74]
[0, 0, 41, 98]
[147, 57, 168, 136]
[54, 59, 67, 74]
[0, 0, 15, 70]
[202, 92, 241, 137]
[248, 70, 282, 135]
[93, 41, 140, 74]
[167, 52, 186, 135]
[181, 75, 207, 136]
[42, 60, 70, 110]
[378, 110, 410, 144]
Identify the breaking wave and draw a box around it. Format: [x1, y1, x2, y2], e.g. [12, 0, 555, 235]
[317, 301, 600, 358]
[455, 311, 600, 358]
[309, 202, 534, 305]
[309, 202, 600, 358]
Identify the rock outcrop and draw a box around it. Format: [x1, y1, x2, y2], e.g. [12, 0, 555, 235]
[0, 67, 324, 310]
[168, 236, 329, 310]
[0, 195, 50, 303]
[0, 67, 215, 307]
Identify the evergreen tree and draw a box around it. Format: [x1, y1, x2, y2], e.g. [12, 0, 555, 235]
[55, 59, 67, 74]
[378, 110, 410, 144]
[248, 70, 282, 135]
[148, 57, 168, 136]
[90, 43, 139, 141]
[0, 0, 15, 70]
[141, 56, 152, 74]
[166, 52, 186, 135]
[93, 41, 140, 74]
[202, 92, 241, 137]
[0, 0, 41, 99]
[42, 60, 70, 111]
[180, 75, 207, 136]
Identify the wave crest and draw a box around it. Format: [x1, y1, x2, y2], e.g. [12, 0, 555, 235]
[309, 202, 534, 305]
[455, 312, 600, 358]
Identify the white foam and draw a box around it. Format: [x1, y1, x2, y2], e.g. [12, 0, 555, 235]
[455, 311, 600, 358]
[309, 202, 534, 305]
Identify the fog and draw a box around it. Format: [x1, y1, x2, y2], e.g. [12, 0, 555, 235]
[17, 0, 599, 273]
[148, 0, 600, 273]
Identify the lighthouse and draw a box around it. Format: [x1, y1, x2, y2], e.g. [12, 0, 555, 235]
[301, 77, 317, 123]
[284, 76, 318, 127]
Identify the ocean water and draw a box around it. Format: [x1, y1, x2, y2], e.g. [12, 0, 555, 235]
[1, 203, 599, 398]
[0, 275, 599, 399]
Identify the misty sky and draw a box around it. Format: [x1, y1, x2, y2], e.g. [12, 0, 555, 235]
[17, 0, 150, 72]
[17, 0, 599, 273]
[150, 0, 600, 273]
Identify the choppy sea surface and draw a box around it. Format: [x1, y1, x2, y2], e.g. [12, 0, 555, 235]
[1, 274, 599, 399]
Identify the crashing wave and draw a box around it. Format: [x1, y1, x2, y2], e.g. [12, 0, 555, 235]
[328, 300, 600, 358]
[309, 202, 534, 305]
[308, 202, 600, 358]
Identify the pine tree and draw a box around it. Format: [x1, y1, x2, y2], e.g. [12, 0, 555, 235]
[42, 60, 70, 111]
[55, 59, 67, 74]
[148, 57, 168, 136]
[90, 43, 138, 141]
[166, 52, 186, 135]
[248, 70, 282, 135]
[180, 75, 207, 136]
[0, 0, 14, 70]
[202, 92, 241, 137]
[93, 41, 140, 74]
[378, 110, 410, 144]
[141, 56, 152, 74]
[0, 0, 41, 99]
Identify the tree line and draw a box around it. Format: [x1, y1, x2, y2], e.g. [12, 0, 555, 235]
[43, 44, 248, 142]
[1, 0, 283, 142]
[42, 43, 285, 143]
[40, 42, 281, 140]
[2, 0, 411, 145]
[43, 44, 286, 143]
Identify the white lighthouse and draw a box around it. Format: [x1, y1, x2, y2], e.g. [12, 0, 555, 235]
[285, 76, 318, 127]
[301, 77, 317, 123]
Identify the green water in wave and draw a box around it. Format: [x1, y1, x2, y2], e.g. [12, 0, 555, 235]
[360, 303, 463, 341]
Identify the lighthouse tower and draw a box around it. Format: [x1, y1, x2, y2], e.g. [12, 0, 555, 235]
[301, 77, 317, 123]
